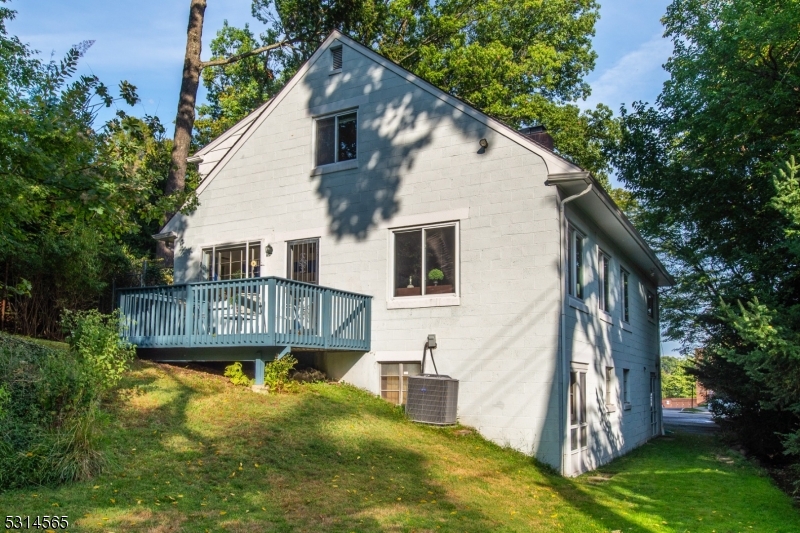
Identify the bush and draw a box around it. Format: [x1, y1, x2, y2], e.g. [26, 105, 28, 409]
[224, 362, 253, 387]
[264, 355, 299, 393]
[0, 311, 132, 491]
[62, 309, 135, 391]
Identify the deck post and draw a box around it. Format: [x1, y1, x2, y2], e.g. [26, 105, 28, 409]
[254, 357, 265, 386]
[267, 278, 276, 345]
[365, 297, 372, 351]
[322, 288, 331, 349]
[185, 284, 194, 347]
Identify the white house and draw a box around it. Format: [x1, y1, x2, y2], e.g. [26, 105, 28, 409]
[130, 31, 672, 476]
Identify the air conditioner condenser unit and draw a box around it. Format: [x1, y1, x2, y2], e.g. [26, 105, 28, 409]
[406, 373, 459, 425]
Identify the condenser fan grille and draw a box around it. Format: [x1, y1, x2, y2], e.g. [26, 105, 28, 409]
[406, 374, 459, 425]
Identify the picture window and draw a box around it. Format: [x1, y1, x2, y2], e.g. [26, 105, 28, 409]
[392, 224, 457, 298]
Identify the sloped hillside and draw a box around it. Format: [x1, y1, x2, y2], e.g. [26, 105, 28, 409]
[1, 361, 798, 532]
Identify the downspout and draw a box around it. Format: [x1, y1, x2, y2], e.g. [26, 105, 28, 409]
[558, 182, 592, 476]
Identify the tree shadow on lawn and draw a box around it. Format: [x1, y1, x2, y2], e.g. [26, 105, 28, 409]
[75, 363, 508, 532]
[552, 434, 800, 533]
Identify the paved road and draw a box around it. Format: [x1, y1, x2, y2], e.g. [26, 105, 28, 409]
[663, 408, 719, 434]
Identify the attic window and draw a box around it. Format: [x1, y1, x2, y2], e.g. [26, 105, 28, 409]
[331, 46, 343, 70]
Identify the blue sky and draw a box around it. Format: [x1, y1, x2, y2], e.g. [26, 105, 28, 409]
[7, 0, 680, 354]
[8, 0, 672, 119]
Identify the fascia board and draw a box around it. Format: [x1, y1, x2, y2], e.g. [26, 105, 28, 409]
[548, 172, 675, 286]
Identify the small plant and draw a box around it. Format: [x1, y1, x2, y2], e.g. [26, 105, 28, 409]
[264, 355, 299, 393]
[428, 268, 444, 285]
[224, 362, 253, 387]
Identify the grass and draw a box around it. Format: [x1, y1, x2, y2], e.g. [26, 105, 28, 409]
[1, 361, 798, 532]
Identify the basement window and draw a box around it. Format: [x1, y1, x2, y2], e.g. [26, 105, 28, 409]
[315, 111, 357, 167]
[380, 362, 421, 405]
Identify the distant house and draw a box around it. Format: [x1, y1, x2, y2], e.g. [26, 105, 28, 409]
[121, 31, 673, 476]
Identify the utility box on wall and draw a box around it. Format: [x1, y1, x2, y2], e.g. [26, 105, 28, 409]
[406, 374, 459, 425]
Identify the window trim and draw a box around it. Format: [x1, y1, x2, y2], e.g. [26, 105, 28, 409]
[312, 109, 358, 170]
[200, 240, 264, 281]
[620, 267, 631, 323]
[567, 226, 586, 300]
[622, 368, 631, 410]
[598, 249, 611, 313]
[387, 221, 460, 309]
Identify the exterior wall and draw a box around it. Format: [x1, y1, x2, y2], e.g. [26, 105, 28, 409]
[563, 205, 662, 475]
[165, 39, 565, 468]
[164, 37, 663, 474]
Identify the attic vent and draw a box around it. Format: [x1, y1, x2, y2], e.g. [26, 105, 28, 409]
[331, 46, 343, 70]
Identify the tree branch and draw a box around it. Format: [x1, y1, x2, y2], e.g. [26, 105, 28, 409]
[200, 39, 294, 69]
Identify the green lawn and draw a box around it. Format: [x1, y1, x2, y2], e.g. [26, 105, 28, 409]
[1, 361, 798, 532]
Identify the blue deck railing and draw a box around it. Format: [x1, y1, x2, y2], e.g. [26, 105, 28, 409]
[116, 277, 372, 351]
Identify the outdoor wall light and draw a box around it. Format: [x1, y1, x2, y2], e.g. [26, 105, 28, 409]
[265, 244, 273, 257]
[479, 138, 489, 149]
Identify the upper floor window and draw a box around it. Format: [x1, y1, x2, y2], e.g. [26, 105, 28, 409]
[201, 242, 261, 281]
[287, 238, 319, 285]
[620, 268, 630, 322]
[647, 290, 656, 319]
[598, 250, 611, 312]
[567, 227, 585, 299]
[315, 111, 357, 167]
[393, 223, 457, 298]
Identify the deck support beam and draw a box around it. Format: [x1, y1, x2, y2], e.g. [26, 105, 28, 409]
[255, 357, 265, 386]
[276, 345, 292, 360]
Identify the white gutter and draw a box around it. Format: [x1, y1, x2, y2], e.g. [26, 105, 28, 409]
[558, 182, 592, 476]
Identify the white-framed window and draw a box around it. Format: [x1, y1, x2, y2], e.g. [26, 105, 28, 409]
[605, 366, 614, 408]
[287, 238, 319, 285]
[567, 226, 585, 299]
[598, 250, 611, 312]
[380, 362, 421, 405]
[646, 290, 656, 320]
[620, 267, 630, 322]
[315, 110, 357, 167]
[391, 223, 458, 298]
[569, 368, 588, 451]
[622, 368, 631, 409]
[201, 241, 261, 281]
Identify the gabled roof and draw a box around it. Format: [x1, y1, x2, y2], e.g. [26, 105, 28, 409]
[171, 30, 672, 286]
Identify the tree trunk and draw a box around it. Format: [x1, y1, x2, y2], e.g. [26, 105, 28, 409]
[158, 0, 207, 264]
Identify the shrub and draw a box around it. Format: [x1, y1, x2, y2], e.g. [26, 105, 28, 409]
[264, 355, 299, 393]
[62, 309, 135, 391]
[428, 268, 444, 282]
[224, 362, 254, 387]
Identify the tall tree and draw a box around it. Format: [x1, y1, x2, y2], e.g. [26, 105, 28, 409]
[611, 0, 800, 463]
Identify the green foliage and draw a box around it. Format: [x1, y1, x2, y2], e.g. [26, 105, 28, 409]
[224, 361, 254, 387]
[198, 0, 620, 185]
[0, 333, 104, 490]
[0, 5, 182, 338]
[62, 310, 135, 391]
[427, 268, 444, 282]
[610, 0, 800, 467]
[264, 354, 300, 393]
[661, 356, 696, 398]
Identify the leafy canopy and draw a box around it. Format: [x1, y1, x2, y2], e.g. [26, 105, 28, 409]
[197, 0, 619, 184]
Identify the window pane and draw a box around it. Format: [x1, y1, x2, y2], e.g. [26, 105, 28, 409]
[201, 249, 212, 281]
[580, 425, 588, 448]
[602, 256, 610, 311]
[570, 428, 578, 451]
[316, 116, 336, 166]
[288, 240, 318, 284]
[217, 246, 245, 280]
[394, 230, 422, 297]
[381, 363, 399, 376]
[579, 372, 587, 423]
[425, 226, 455, 294]
[569, 372, 577, 424]
[575, 234, 584, 298]
[337, 113, 357, 162]
[647, 292, 655, 318]
[382, 390, 400, 404]
[567, 229, 574, 296]
[248, 244, 261, 277]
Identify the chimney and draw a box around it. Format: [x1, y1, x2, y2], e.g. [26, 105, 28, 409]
[519, 125, 554, 151]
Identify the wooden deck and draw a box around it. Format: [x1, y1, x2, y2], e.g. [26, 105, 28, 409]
[116, 277, 372, 364]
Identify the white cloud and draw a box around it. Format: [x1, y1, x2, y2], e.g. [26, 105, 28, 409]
[582, 34, 672, 111]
